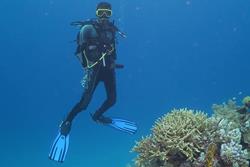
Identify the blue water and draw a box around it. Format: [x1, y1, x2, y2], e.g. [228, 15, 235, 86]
[0, 0, 249, 166]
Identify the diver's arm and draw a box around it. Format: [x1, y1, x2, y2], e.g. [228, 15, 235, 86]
[113, 24, 127, 38]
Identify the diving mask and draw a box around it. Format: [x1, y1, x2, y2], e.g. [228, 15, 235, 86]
[96, 8, 112, 17]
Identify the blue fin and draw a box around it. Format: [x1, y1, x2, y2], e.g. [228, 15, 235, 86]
[49, 132, 69, 163]
[109, 118, 137, 135]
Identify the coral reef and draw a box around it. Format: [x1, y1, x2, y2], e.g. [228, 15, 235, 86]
[131, 98, 250, 167]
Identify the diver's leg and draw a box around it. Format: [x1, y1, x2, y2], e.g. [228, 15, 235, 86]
[60, 66, 101, 134]
[92, 68, 116, 123]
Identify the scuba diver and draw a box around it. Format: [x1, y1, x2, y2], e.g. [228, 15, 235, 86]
[49, 2, 137, 163]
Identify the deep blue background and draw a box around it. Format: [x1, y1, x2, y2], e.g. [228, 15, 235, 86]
[0, 0, 249, 166]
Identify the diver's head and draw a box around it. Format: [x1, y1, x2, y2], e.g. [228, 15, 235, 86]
[96, 2, 112, 21]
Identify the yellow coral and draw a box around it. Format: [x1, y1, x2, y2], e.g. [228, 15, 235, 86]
[133, 108, 214, 167]
[152, 109, 208, 159]
[204, 143, 217, 167]
[242, 96, 250, 105]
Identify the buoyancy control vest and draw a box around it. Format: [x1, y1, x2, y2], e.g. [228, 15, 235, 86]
[71, 19, 120, 68]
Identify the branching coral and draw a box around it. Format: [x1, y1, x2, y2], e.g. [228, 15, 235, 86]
[132, 108, 217, 167]
[152, 109, 208, 159]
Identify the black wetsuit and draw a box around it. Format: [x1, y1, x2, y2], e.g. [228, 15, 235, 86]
[65, 19, 118, 124]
